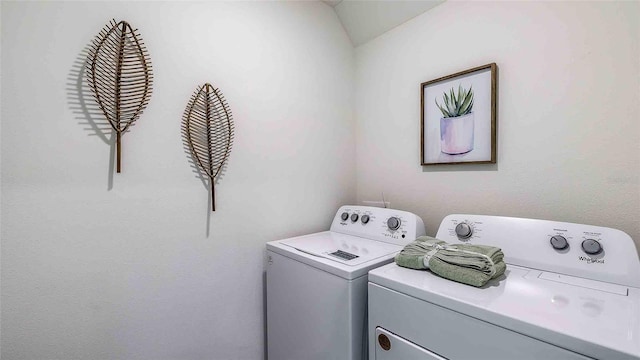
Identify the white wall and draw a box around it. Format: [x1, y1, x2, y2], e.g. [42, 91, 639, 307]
[355, 1, 640, 250]
[3, 1, 640, 359]
[0, 2, 354, 359]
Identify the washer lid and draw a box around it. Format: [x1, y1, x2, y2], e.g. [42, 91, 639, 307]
[281, 232, 400, 266]
[368, 263, 640, 360]
[267, 231, 402, 279]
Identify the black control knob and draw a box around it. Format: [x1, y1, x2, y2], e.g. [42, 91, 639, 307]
[582, 239, 603, 255]
[361, 215, 370, 224]
[455, 223, 473, 239]
[341, 212, 349, 221]
[550, 235, 569, 250]
[350, 213, 359, 222]
[387, 217, 401, 231]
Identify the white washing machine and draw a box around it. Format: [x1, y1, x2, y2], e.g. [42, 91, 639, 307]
[368, 214, 640, 360]
[266, 205, 425, 360]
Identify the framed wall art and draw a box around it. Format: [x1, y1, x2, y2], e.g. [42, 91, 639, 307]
[421, 63, 497, 166]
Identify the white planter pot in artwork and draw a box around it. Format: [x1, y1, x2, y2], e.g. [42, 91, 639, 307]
[440, 112, 474, 155]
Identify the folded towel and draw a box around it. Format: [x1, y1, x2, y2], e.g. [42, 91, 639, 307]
[395, 236, 506, 287]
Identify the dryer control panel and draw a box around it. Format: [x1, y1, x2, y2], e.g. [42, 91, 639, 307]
[436, 214, 640, 288]
[330, 205, 426, 246]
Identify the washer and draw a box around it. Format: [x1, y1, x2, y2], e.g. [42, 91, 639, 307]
[368, 214, 640, 360]
[266, 205, 425, 360]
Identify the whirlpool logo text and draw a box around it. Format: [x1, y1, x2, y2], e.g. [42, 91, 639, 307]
[579, 256, 604, 264]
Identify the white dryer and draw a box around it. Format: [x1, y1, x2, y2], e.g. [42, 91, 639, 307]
[368, 214, 640, 360]
[266, 205, 425, 360]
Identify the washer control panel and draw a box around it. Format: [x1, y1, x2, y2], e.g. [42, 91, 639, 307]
[436, 214, 640, 288]
[331, 205, 426, 246]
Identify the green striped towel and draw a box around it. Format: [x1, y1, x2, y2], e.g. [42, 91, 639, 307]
[395, 236, 506, 287]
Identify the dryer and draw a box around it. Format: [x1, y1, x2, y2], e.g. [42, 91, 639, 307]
[368, 214, 640, 360]
[266, 205, 425, 360]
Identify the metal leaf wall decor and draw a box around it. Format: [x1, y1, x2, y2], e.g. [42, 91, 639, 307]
[182, 83, 234, 211]
[86, 19, 153, 173]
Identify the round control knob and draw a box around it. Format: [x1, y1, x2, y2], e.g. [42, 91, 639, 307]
[582, 239, 602, 255]
[340, 212, 349, 221]
[361, 215, 370, 224]
[387, 217, 401, 231]
[550, 235, 569, 250]
[455, 223, 473, 239]
[350, 213, 359, 222]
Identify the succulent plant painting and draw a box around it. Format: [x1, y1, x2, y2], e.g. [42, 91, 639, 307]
[437, 84, 475, 155]
[435, 85, 473, 118]
[420, 63, 497, 165]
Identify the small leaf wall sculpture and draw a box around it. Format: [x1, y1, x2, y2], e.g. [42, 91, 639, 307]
[182, 83, 234, 211]
[87, 19, 153, 173]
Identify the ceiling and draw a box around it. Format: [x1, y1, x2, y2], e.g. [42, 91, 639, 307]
[323, 0, 445, 47]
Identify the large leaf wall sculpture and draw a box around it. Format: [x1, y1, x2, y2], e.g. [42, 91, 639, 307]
[182, 83, 234, 211]
[87, 19, 153, 173]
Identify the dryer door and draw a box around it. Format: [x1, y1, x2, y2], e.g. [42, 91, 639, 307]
[375, 327, 447, 359]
